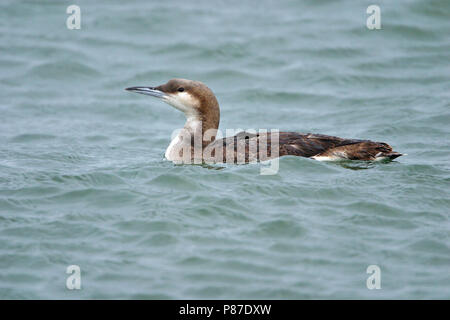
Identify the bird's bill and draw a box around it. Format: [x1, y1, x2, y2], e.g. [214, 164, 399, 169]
[125, 86, 166, 98]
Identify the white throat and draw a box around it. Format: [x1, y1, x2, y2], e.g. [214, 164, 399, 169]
[161, 91, 204, 161]
[162, 91, 198, 116]
[164, 115, 202, 161]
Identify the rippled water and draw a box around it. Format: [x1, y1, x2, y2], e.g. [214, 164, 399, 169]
[0, 0, 449, 299]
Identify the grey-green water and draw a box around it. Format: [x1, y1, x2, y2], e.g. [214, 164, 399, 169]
[1, 0, 449, 299]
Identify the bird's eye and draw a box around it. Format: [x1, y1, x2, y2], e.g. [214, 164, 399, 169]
[178, 87, 184, 92]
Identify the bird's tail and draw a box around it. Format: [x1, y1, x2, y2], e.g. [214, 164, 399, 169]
[375, 151, 404, 160]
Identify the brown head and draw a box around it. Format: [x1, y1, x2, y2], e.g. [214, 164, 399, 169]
[126, 79, 220, 134]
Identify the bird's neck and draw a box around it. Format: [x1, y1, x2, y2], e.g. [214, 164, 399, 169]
[165, 111, 220, 162]
[183, 112, 219, 148]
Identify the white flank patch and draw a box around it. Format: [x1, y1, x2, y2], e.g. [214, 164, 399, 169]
[312, 150, 348, 161]
[311, 155, 343, 161]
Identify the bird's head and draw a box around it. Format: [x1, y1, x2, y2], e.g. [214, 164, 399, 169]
[126, 78, 219, 123]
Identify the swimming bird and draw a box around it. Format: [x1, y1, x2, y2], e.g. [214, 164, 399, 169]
[126, 79, 402, 164]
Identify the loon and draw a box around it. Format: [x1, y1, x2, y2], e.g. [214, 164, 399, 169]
[126, 78, 402, 163]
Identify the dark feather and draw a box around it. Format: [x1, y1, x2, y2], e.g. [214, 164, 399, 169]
[203, 132, 402, 163]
